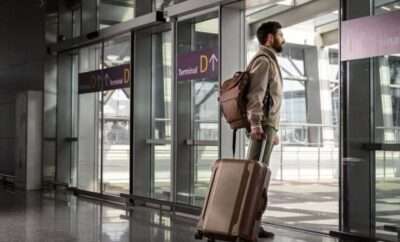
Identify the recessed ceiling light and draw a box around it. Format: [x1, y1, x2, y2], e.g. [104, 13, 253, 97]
[277, 0, 293, 6]
[394, 4, 400, 9]
[381, 6, 391, 11]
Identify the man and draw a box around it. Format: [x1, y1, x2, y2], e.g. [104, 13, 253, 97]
[246, 21, 285, 238]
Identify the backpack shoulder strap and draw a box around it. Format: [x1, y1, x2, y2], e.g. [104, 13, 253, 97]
[232, 129, 237, 157]
[246, 54, 270, 72]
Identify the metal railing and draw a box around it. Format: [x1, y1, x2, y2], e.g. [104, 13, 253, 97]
[373, 126, 400, 180]
[100, 122, 340, 184]
[376, 126, 400, 143]
[273, 123, 339, 181]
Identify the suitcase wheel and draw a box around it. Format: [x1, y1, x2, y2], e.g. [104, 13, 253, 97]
[194, 231, 203, 240]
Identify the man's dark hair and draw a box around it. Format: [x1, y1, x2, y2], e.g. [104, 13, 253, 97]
[256, 21, 282, 45]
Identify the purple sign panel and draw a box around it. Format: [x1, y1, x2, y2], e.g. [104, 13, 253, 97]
[78, 71, 103, 94]
[103, 64, 131, 91]
[79, 64, 131, 93]
[342, 11, 400, 61]
[177, 48, 218, 81]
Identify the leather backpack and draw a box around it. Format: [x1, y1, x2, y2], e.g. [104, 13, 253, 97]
[219, 54, 271, 156]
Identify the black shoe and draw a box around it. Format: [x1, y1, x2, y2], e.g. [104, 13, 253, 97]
[258, 227, 274, 238]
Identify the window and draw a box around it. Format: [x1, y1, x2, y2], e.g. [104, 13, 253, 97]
[245, 3, 339, 232]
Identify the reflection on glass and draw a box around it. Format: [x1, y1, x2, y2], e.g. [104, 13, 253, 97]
[152, 31, 172, 200]
[102, 34, 131, 195]
[245, 5, 339, 232]
[102, 207, 130, 242]
[76, 200, 101, 241]
[99, 0, 135, 29]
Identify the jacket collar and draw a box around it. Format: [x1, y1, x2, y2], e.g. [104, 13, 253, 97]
[259, 45, 283, 81]
[259, 45, 277, 58]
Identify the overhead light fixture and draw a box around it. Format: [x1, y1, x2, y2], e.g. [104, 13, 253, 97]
[381, 6, 391, 11]
[394, 4, 400, 9]
[107, 55, 119, 61]
[195, 19, 219, 34]
[122, 56, 131, 62]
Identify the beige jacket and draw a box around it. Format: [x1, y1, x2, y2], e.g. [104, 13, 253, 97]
[246, 45, 283, 130]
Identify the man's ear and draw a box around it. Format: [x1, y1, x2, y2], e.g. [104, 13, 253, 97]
[266, 33, 273, 44]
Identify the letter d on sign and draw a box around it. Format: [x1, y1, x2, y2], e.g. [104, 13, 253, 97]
[124, 68, 130, 84]
[200, 55, 208, 73]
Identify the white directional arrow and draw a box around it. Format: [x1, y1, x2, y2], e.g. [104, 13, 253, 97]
[209, 54, 218, 71]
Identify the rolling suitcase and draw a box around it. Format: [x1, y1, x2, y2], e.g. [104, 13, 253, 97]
[195, 157, 271, 242]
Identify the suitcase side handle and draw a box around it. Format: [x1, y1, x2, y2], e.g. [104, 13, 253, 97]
[197, 162, 221, 228]
[228, 162, 251, 234]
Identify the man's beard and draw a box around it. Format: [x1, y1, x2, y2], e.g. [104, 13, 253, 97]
[272, 42, 283, 53]
[272, 37, 283, 53]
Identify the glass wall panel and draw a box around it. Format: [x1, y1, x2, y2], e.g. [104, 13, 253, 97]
[99, 0, 135, 29]
[57, 51, 74, 184]
[374, 55, 400, 241]
[59, 2, 81, 40]
[245, 1, 339, 232]
[151, 31, 172, 200]
[176, 15, 219, 206]
[71, 52, 80, 187]
[43, 14, 58, 181]
[102, 34, 131, 195]
[78, 44, 102, 192]
[43, 88, 56, 181]
[0, 93, 15, 176]
[375, 55, 400, 144]
[73, 7, 81, 38]
[81, 0, 98, 34]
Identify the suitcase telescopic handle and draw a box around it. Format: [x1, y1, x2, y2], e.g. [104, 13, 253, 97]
[259, 139, 269, 167]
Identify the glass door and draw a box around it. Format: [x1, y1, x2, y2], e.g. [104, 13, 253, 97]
[373, 54, 400, 241]
[102, 34, 131, 195]
[77, 34, 132, 195]
[176, 13, 220, 206]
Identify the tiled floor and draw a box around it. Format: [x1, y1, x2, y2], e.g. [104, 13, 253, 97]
[0, 187, 345, 242]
